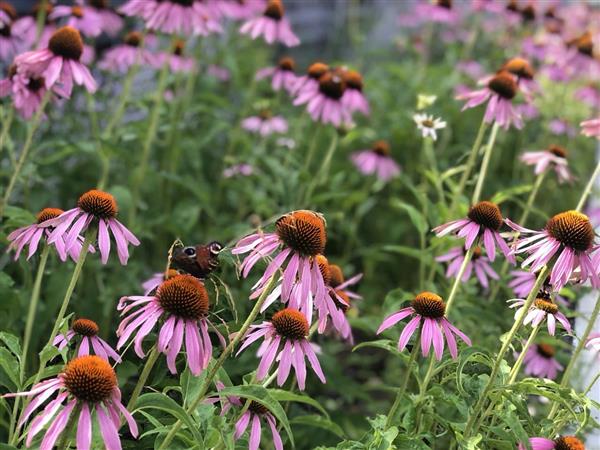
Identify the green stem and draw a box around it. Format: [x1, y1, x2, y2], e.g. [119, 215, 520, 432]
[0, 92, 51, 218]
[128, 61, 170, 227]
[385, 335, 421, 429]
[449, 119, 488, 214]
[303, 130, 338, 204]
[104, 64, 141, 138]
[423, 137, 446, 208]
[575, 161, 600, 212]
[0, 107, 14, 157]
[414, 355, 436, 434]
[463, 266, 549, 439]
[157, 275, 278, 450]
[34, 0, 48, 45]
[584, 371, 600, 396]
[303, 126, 321, 174]
[471, 122, 499, 204]
[508, 324, 539, 384]
[445, 245, 476, 315]
[8, 245, 51, 443]
[127, 346, 159, 411]
[548, 291, 600, 420]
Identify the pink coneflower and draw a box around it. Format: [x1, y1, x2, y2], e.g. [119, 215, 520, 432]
[233, 210, 329, 321]
[99, 31, 155, 73]
[154, 40, 195, 73]
[508, 290, 572, 336]
[219, 0, 266, 20]
[436, 246, 499, 289]
[327, 262, 362, 301]
[500, 57, 539, 101]
[456, 71, 523, 130]
[85, 0, 124, 36]
[54, 318, 121, 362]
[45, 189, 140, 265]
[255, 56, 298, 93]
[223, 163, 254, 178]
[508, 270, 569, 307]
[350, 140, 401, 182]
[291, 61, 328, 97]
[549, 118, 576, 136]
[241, 111, 288, 136]
[3, 355, 137, 450]
[522, 343, 563, 380]
[0, 7, 35, 63]
[208, 381, 283, 450]
[7, 207, 91, 262]
[414, 0, 459, 24]
[143, 0, 222, 36]
[237, 308, 325, 389]
[119, 0, 158, 20]
[117, 274, 217, 375]
[377, 292, 472, 360]
[15, 26, 97, 97]
[433, 201, 515, 263]
[506, 210, 599, 289]
[586, 332, 600, 354]
[49, 5, 103, 38]
[314, 255, 352, 340]
[580, 117, 600, 139]
[0, 64, 67, 120]
[240, 0, 299, 47]
[518, 435, 585, 450]
[341, 69, 369, 115]
[294, 70, 352, 127]
[520, 144, 572, 183]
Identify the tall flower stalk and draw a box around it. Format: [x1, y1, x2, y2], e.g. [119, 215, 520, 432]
[471, 122, 500, 205]
[156, 275, 278, 450]
[0, 92, 51, 218]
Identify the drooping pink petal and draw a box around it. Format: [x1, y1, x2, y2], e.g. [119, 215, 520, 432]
[76, 402, 92, 450]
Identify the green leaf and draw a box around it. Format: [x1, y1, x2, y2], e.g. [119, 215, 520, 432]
[216, 385, 294, 447]
[269, 389, 329, 418]
[382, 245, 433, 264]
[0, 348, 19, 389]
[0, 332, 22, 359]
[390, 200, 428, 234]
[490, 184, 532, 204]
[290, 414, 345, 438]
[133, 393, 203, 443]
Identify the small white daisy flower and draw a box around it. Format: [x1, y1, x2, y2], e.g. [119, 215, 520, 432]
[413, 113, 447, 141]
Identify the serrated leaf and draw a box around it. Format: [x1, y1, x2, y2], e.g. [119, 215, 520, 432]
[0, 332, 22, 358]
[0, 348, 19, 389]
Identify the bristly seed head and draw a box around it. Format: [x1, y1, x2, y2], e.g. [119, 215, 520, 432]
[554, 436, 585, 450]
[72, 318, 100, 337]
[263, 0, 283, 20]
[548, 144, 567, 158]
[502, 57, 534, 80]
[77, 189, 118, 219]
[436, 0, 452, 9]
[307, 62, 329, 79]
[0, 2, 17, 20]
[89, 0, 109, 9]
[471, 246, 482, 260]
[124, 31, 142, 47]
[71, 5, 84, 18]
[568, 32, 593, 57]
[7, 64, 17, 79]
[258, 109, 272, 120]
[157, 274, 209, 320]
[488, 71, 518, 99]
[48, 26, 84, 61]
[520, 4, 535, 21]
[275, 210, 327, 257]
[272, 308, 309, 340]
[546, 211, 594, 252]
[328, 264, 345, 288]
[27, 77, 45, 92]
[318, 72, 346, 100]
[278, 56, 295, 72]
[343, 70, 363, 91]
[62, 355, 117, 403]
[372, 140, 391, 157]
[36, 207, 64, 224]
[467, 201, 503, 231]
[171, 0, 195, 5]
[411, 291, 446, 318]
[315, 255, 331, 285]
[537, 343, 555, 358]
[173, 39, 185, 56]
